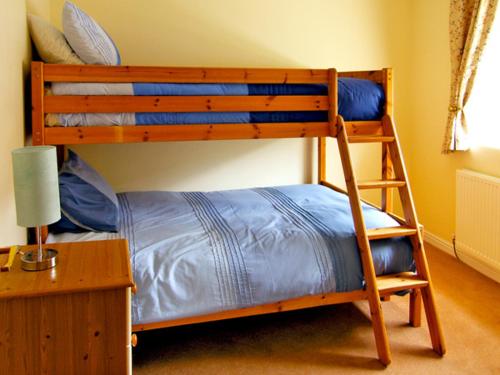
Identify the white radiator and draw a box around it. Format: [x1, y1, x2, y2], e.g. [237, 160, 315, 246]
[456, 169, 500, 282]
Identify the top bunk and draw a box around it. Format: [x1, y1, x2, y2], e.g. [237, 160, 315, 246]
[31, 62, 393, 145]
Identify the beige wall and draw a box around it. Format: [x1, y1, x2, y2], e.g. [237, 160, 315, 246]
[0, 0, 51, 247]
[0, 1, 30, 246]
[408, 0, 500, 242]
[27, 0, 52, 19]
[48, 0, 412, 199]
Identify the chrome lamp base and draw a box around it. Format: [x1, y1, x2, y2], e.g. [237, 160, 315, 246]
[21, 249, 58, 271]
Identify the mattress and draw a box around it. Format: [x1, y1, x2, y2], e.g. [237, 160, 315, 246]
[48, 184, 413, 326]
[46, 78, 385, 126]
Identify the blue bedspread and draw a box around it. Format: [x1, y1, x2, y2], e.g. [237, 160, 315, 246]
[50, 78, 385, 126]
[134, 78, 384, 124]
[117, 184, 413, 325]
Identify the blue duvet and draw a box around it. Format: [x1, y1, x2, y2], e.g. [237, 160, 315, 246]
[117, 184, 413, 325]
[50, 78, 385, 126]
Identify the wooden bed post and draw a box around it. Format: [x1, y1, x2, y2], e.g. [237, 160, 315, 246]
[31, 61, 50, 244]
[318, 137, 326, 183]
[381, 68, 393, 212]
[31, 62, 45, 146]
[56, 145, 66, 168]
[318, 68, 338, 183]
[328, 68, 338, 136]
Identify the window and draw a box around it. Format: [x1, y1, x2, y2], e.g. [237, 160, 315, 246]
[466, 7, 500, 149]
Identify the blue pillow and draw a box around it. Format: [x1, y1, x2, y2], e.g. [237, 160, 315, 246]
[62, 1, 121, 65]
[49, 213, 85, 233]
[52, 150, 120, 232]
[338, 78, 385, 121]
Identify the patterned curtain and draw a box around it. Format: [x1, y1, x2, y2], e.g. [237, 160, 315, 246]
[443, 0, 498, 153]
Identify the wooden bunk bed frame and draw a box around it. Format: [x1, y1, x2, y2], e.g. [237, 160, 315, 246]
[31, 61, 445, 365]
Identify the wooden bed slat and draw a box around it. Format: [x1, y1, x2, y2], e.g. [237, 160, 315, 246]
[348, 135, 394, 143]
[377, 273, 428, 296]
[43, 64, 329, 84]
[44, 122, 331, 144]
[345, 121, 383, 136]
[357, 179, 406, 190]
[366, 226, 418, 240]
[132, 289, 367, 332]
[43, 121, 382, 144]
[338, 70, 384, 84]
[44, 95, 328, 113]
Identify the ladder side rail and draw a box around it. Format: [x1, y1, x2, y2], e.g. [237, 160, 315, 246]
[381, 115, 446, 355]
[336, 115, 391, 366]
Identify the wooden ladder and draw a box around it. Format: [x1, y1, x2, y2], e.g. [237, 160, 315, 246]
[336, 114, 446, 365]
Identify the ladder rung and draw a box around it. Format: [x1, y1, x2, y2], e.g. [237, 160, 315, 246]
[357, 179, 406, 189]
[366, 226, 417, 240]
[348, 136, 395, 143]
[377, 272, 429, 295]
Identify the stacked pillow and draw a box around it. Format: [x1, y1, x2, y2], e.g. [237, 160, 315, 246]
[28, 2, 124, 232]
[28, 1, 121, 65]
[62, 1, 121, 65]
[27, 14, 84, 64]
[51, 150, 120, 233]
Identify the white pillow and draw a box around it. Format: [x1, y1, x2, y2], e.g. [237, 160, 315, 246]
[27, 14, 84, 65]
[62, 1, 121, 65]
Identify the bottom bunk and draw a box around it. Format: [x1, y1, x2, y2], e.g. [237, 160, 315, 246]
[48, 183, 415, 329]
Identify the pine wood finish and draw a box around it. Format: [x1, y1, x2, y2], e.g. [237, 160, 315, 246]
[45, 95, 329, 113]
[347, 135, 395, 143]
[336, 116, 391, 365]
[31, 62, 445, 365]
[44, 122, 331, 144]
[0, 240, 134, 374]
[134, 289, 367, 332]
[31, 62, 45, 146]
[376, 272, 428, 296]
[43, 64, 329, 84]
[357, 179, 406, 190]
[409, 289, 423, 327]
[381, 68, 394, 212]
[380, 115, 446, 355]
[366, 226, 418, 240]
[31, 62, 378, 146]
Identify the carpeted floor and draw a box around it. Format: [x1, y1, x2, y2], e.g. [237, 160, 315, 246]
[132, 244, 500, 374]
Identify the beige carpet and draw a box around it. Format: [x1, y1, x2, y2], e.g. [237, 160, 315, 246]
[133, 244, 500, 374]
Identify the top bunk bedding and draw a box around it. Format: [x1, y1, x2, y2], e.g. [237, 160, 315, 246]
[46, 77, 385, 127]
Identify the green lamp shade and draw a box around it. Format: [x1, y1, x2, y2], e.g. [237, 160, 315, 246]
[11, 146, 61, 228]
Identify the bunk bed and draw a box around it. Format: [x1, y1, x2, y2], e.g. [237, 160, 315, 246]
[32, 61, 446, 366]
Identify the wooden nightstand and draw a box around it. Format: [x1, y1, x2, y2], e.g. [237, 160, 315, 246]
[0, 239, 134, 375]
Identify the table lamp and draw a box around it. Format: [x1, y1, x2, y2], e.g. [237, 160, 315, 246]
[11, 146, 61, 271]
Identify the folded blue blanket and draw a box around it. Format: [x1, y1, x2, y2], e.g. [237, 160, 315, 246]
[133, 78, 384, 124]
[51, 78, 385, 126]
